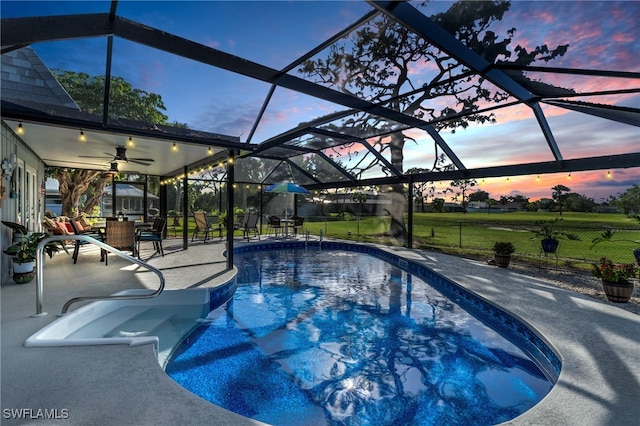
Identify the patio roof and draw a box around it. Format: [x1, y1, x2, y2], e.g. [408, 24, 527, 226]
[1, 1, 639, 188]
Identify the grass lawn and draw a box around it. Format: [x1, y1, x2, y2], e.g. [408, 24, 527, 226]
[171, 211, 639, 270]
[304, 212, 640, 269]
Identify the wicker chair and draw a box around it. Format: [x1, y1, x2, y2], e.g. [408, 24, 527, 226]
[103, 220, 136, 265]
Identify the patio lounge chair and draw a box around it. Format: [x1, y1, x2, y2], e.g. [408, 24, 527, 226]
[136, 217, 166, 259]
[235, 211, 260, 241]
[192, 211, 221, 243]
[68, 218, 104, 264]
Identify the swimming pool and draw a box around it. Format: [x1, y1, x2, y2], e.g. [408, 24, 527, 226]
[166, 243, 559, 425]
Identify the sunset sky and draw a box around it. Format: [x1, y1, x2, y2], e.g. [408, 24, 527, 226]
[3, 1, 639, 201]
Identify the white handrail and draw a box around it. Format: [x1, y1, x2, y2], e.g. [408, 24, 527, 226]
[34, 235, 165, 317]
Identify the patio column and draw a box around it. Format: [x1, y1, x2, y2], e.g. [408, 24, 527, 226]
[182, 166, 188, 250]
[407, 175, 414, 249]
[225, 151, 235, 270]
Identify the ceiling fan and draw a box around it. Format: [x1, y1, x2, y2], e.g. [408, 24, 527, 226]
[79, 146, 154, 166]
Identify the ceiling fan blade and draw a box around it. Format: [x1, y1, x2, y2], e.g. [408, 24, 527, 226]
[130, 159, 152, 166]
[78, 155, 111, 159]
[130, 157, 154, 162]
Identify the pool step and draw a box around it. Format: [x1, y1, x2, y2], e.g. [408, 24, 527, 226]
[66, 306, 156, 339]
[25, 289, 212, 365]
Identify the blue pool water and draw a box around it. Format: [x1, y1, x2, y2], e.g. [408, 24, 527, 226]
[167, 246, 555, 425]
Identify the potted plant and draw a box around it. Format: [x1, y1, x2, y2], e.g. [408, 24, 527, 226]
[492, 241, 515, 268]
[531, 218, 580, 254]
[2, 225, 67, 284]
[591, 256, 638, 303]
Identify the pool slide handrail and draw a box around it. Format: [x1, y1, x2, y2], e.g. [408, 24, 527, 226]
[34, 235, 165, 317]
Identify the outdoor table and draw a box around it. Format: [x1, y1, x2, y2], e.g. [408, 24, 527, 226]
[281, 219, 294, 238]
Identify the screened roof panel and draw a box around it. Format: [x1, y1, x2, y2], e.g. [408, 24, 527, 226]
[255, 145, 309, 160]
[288, 152, 354, 184]
[250, 86, 352, 145]
[510, 71, 639, 101]
[425, 103, 557, 170]
[110, 38, 270, 137]
[283, 133, 352, 151]
[317, 111, 411, 140]
[318, 140, 395, 181]
[543, 104, 640, 160]
[118, 1, 374, 71]
[2, 0, 638, 194]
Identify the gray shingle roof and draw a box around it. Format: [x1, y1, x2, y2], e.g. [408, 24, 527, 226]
[1, 47, 78, 110]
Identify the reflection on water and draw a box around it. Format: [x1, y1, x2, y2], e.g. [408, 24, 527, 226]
[167, 249, 552, 426]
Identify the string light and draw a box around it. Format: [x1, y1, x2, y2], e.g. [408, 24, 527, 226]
[607, 170, 612, 179]
[127, 136, 134, 147]
[171, 143, 178, 152]
[79, 129, 86, 142]
[567, 173, 572, 180]
[207, 147, 213, 156]
[16, 121, 24, 135]
[536, 175, 540, 182]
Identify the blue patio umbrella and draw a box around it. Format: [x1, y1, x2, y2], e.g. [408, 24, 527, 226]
[264, 182, 310, 195]
[264, 182, 309, 220]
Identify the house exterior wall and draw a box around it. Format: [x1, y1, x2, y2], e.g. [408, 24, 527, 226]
[1, 121, 46, 285]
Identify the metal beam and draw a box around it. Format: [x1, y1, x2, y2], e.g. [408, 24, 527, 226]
[1, 106, 245, 150]
[1, 14, 113, 45]
[531, 103, 563, 162]
[543, 100, 640, 127]
[302, 152, 640, 191]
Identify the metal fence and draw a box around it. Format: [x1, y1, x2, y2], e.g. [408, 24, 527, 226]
[298, 215, 640, 270]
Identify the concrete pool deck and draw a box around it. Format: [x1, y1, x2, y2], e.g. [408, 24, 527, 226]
[1, 237, 639, 425]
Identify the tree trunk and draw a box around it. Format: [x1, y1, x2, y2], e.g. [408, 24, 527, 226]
[54, 170, 101, 217]
[386, 132, 407, 242]
[83, 174, 111, 214]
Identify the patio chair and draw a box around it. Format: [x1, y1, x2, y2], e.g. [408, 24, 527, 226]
[289, 215, 305, 236]
[136, 217, 166, 259]
[235, 211, 260, 241]
[68, 218, 104, 264]
[266, 215, 282, 237]
[103, 220, 136, 265]
[192, 211, 221, 243]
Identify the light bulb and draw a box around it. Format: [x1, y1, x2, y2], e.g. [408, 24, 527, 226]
[171, 143, 178, 152]
[79, 129, 86, 142]
[17, 121, 24, 135]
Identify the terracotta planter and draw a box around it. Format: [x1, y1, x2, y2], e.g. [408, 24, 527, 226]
[602, 279, 634, 303]
[494, 254, 511, 268]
